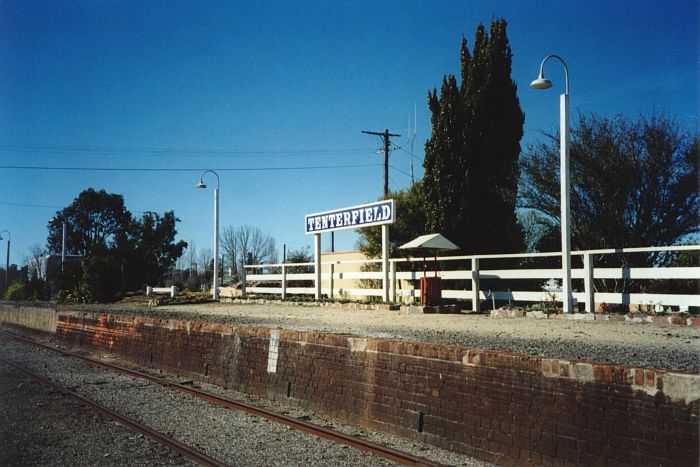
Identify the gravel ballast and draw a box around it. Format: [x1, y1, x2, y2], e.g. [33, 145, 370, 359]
[0, 360, 194, 466]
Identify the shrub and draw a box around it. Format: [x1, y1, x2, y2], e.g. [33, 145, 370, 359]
[4, 282, 27, 301]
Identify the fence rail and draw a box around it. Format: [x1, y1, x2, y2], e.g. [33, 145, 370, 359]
[242, 245, 700, 311]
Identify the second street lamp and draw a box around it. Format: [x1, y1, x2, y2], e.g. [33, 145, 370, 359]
[530, 54, 574, 313]
[0, 230, 9, 287]
[196, 170, 220, 300]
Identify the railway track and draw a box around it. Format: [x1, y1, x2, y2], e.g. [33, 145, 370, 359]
[0, 356, 223, 467]
[0, 330, 442, 467]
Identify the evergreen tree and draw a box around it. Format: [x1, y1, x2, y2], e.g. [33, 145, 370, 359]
[423, 19, 524, 253]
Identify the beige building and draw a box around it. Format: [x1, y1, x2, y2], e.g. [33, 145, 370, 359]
[320, 250, 372, 300]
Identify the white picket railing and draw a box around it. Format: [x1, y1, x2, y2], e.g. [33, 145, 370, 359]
[243, 245, 700, 311]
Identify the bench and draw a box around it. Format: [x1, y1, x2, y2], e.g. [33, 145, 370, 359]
[146, 286, 178, 297]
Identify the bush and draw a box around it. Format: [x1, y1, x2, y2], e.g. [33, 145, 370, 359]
[4, 282, 27, 301]
[78, 255, 121, 303]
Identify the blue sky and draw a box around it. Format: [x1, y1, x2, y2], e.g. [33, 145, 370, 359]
[0, 0, 697, 266]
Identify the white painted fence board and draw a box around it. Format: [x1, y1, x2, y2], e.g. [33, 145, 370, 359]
[479, 269, 572, 279]
[247, 287, 283, 294]
[248, 274, 283, 281]
[340, 288, 384, 297]
[594, 267, 700, 280]
[286, 273, 315, 281]
[286, 287, 316, 294]
[333, 272, 384, 280]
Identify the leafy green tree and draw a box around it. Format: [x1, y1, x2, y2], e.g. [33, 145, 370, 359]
[48, 188, 131, 256]
[520, 113, 699, 256]
[423, 18, 524, 254]
[357, 181, 428, 258]
[120, 212, 188, 289]
[47, 188, 187, 301]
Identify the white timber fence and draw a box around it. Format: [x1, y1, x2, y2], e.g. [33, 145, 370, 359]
[243, 245, 699, 312]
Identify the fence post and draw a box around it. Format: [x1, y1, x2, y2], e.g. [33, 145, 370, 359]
[584, 252, 594, 313]
[390, 260, 396, 303]
[471, 257, 480, 312]
[241, 266, 247, 296]
[329, 263, 335, 299]
[281, 264, 287, 300]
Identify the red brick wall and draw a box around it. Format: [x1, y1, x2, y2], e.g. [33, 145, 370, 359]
[55, 312, 699, 466]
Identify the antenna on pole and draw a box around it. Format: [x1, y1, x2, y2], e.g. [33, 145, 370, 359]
[407, 103, 417, 184]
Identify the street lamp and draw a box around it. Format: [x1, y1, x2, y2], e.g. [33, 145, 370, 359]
[196, 170, 220, 300]
[530, 54, 573, 313]
[0, 230, 10, 287]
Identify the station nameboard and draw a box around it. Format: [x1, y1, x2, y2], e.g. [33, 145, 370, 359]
[305, 199, 394, 234]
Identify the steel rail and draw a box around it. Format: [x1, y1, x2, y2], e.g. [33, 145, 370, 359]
[0, 355, 227, 467]
[1, 331, 443, 466]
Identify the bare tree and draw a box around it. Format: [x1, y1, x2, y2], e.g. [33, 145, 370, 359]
[184, 241, 198, 273]
[221, 227, 238, 278]
[220, 225, 277, 280]
[26, 243, 48, 280]
[198, 248, 213, 277]
[176, 241, 201, 290]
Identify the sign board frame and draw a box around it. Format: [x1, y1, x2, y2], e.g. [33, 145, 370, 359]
[304, 199, 394, 302]
[305, 199, 394, 235]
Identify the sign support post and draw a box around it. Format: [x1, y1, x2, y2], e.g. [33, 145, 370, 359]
[382, 224, 390, 302]
[314, 233, 321, 300]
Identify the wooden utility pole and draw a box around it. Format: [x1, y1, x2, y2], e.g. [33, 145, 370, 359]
[362, 129, 401, 198]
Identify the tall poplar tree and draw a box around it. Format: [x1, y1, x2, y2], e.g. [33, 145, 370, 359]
[423, 19, 524, 253]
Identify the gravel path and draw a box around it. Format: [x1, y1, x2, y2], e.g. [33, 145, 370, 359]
[0, 335, 492, 467]
[90, 302, 700, 373]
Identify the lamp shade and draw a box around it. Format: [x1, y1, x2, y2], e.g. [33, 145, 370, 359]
[530, 77, 553, 89]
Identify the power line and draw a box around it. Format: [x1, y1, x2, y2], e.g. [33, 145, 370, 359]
[389, 164, 413, 178]
[0, 202, 201, 221]
[0, 163, 382, 173]
[0, 143, 374, 157]
[398, 147, 422, 162]
[526, 66, 699, 118]
[0, 201, 63, 209]
[362, 129, 401, 197]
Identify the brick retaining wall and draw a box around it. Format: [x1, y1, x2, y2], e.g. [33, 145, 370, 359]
[41, 311, 698, 466]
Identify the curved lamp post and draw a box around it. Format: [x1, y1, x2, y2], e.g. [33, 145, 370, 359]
[530, 54, 573, 313]
[196, 170, 220, 300]
[0, 230, 10, 287]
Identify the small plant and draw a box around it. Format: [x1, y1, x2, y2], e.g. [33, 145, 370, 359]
[4, 282, 27, 301]
[541, 279, 561, 313]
